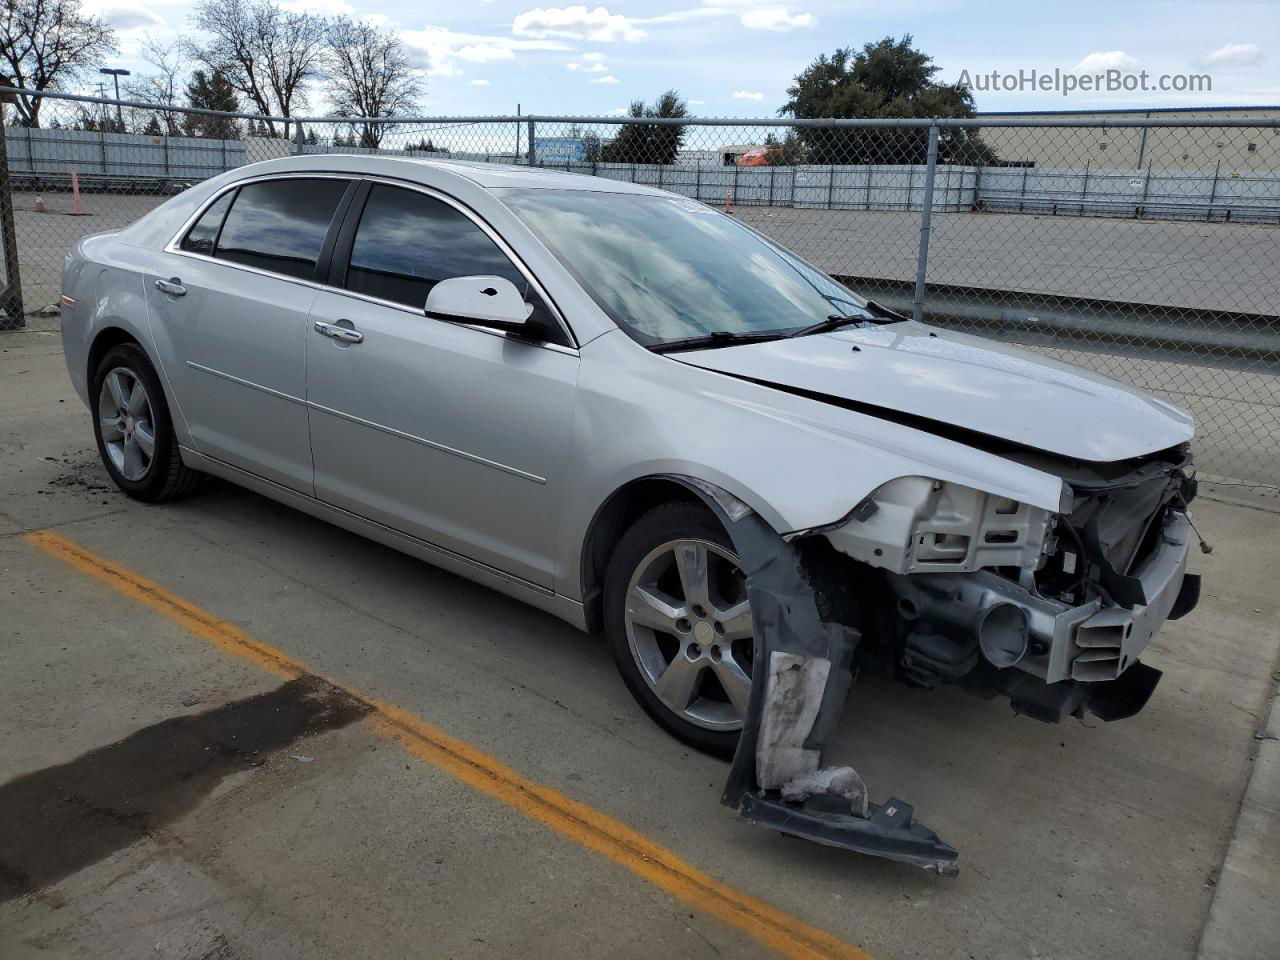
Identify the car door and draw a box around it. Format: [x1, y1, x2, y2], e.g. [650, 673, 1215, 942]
[305, 181, 579, 588]
[148, 176, 355, 493]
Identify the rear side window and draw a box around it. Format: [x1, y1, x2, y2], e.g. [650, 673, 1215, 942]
[213, 179, 349, 281]
[180, 191, 233, 255]
[344, 185, 558, 340]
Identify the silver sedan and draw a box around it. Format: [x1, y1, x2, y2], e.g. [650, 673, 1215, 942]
[61, 155, 1200, 868]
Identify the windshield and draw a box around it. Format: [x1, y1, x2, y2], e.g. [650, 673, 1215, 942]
[499, 189, 872, 347]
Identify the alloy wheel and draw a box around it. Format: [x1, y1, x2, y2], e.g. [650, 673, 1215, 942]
[97, 367, 156, 482]
[623, 538, 754, 731]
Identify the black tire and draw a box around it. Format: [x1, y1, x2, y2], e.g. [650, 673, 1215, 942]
[604, 501, 749, 759]
[91, 342, 200, 502]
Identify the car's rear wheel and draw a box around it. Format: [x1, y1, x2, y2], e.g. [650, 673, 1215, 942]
[604, 502, 754, 758]
[92, 343, 199, 502]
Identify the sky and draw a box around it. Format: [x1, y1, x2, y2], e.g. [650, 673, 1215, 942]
[81, 0, 1280, 117]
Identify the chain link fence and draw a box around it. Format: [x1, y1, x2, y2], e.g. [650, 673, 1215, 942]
[2, 90, 1277, 502]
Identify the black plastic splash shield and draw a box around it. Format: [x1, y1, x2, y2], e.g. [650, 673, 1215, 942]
[740, 792, 960, 876]
[662, 474, 961, 876]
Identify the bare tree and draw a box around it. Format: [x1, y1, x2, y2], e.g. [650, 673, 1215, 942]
[186, 0, 327, 135]
[326, 16, 421, 148]
[0, 0, 118, 126]
[123, 36, 183, 135]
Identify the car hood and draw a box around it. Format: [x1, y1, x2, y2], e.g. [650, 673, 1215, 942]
[674, 321, 1193, 462]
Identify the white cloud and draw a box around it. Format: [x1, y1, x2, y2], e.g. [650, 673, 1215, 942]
[469, 79, 491, 86]
[401, 26, 571, 77]
[582, 51, 606, 62]
[100, 7, 163, 28]
[636, 8, 723, 24]
[1072, 50, 1139, 72]
[738, 8, 815, 31]
[688, 98, 705, 105]
[591, 74, 621, 84]
[567, 61, 607, 71]
[282, 0, 352, 13]
[566, 62, 582, 69]
[732, 89, 764, 100]
[606, 106, 628, 116]
[513, 6, 647, 43]
[1204, 42, 1265, 68]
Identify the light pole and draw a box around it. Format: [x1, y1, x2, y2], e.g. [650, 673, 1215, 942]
[98, 67, 130, 130]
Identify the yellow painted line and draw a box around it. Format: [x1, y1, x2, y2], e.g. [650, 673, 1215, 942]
[26, 528, 872, 960]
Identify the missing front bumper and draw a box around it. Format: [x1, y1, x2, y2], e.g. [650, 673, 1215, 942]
[667, 477, 1197, 878]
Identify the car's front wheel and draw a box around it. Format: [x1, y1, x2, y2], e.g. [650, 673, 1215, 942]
[92, 343, 199, 502]
[604, 502, 755, 758]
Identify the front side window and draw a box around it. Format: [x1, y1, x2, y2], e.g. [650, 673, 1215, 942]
[344, 184, 559, 340]
[213, 178, 349, 281]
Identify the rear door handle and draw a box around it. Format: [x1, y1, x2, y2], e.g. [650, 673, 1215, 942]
[314, 320, 364, 344]
[154, 277, 186, 297]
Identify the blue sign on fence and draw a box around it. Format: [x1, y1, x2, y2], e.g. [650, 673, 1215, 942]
[535, 137, 587, 164]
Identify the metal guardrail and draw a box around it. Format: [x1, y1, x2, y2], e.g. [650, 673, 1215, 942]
[850, 279, 1280, 373]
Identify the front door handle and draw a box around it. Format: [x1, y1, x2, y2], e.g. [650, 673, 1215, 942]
[314, 320, 364, 344]
[154, 277, 186, 297]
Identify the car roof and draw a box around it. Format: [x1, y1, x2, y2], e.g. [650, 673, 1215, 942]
[235, 153, 672, 197]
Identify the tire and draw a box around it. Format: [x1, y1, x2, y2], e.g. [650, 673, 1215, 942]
[604, 502, 755, 758]
[91, 342, 200, 502]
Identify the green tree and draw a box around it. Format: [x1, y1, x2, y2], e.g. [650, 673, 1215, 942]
[781, 36, 995, 165]
[600, 90, 688, 165]
[184, 69, 241, 139]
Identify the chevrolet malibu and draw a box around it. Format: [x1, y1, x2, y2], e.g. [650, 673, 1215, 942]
[61, 155, 1201, 869]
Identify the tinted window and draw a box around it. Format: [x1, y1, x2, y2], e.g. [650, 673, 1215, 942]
[345, 185, 557, 337]
[214, 179, 349, 280]
[180, 190, 233, 255]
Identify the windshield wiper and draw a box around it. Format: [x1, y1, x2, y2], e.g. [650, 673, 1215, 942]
[650, 330, 786, 354]
[786, 313, 873, 338]
[863, 299, 909, 323]
[787, 299, 909, 339]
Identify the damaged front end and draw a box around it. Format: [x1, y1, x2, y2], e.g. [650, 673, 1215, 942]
[846, 444, 1203, 725]
[674, 443, 1201, 878]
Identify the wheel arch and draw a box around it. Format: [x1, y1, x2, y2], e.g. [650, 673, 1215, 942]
[87, 326, 144, 385]
[578, 473, 781, 634]
[579, 477, 710, 633]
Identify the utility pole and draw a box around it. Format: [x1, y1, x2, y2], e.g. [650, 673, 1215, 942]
[99, 67, 130, 131]
[94, 82, 109, 128]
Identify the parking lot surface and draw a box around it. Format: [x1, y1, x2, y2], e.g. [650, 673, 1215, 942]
[3, 327, 1279, 959]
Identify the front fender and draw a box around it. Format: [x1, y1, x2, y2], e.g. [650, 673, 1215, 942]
[554, 332, 1067, 601]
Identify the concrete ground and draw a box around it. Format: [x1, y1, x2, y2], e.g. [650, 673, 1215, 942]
[2, 327, 1279, 960]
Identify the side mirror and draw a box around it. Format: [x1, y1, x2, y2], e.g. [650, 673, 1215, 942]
[425, 275, 536, 334]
